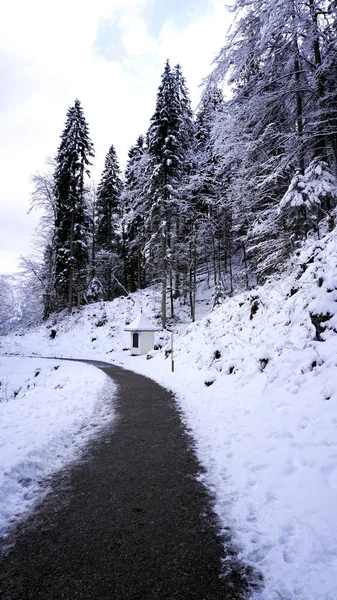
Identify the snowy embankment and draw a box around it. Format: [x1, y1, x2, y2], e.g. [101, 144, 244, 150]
[0, 357, 115, 540]
[1, 229, 337, 600]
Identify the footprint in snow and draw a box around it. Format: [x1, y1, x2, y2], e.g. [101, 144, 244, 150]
[249, 462, 272, 472]
[246, 504, 258, 522]
[283, 547, 296, 563]
[246, 476, 257, 488]
[269, 429, 295, 440]
[265, 489, 277, 503]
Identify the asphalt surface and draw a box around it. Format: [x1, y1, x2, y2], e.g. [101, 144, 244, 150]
[0, 359, 262, 599]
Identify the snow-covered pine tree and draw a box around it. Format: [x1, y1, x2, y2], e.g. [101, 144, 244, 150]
[95, 144, 123, 301]
[171, 64, 195, 313]
[146, 60, 194, 328]
[192, 86, 230, 296]
[174, 64, 194, 158]
[279, 159, 337, 238]
[54, 99, 94, 312]
[123, 135, 149, 292]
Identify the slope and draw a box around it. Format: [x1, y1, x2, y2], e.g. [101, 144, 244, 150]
[1, 228, 337, 600]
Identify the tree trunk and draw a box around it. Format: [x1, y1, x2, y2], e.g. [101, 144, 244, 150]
[91, 186, 96, 279]
[107, 260, 111, 301]
[192, 244, 197, 321]
[167, 220, 174, 318]
[217, 229, 221, 285]
[242, 242, 249, 291]
[189, 242, 194, 322]
[77, 274, 81, 309]
[212, 233, 217, 286]
[294, 52, 305, 173]
[228, 248, 233, 295]
[170, 268, 174, 318]
[290, 3, 305, 173]
[309, 0, 328, 160]
[68, 211, 74, 313]
[175, 270, 180, 300]
[161, 225, 167, 329]
[137, 247, 141, 289]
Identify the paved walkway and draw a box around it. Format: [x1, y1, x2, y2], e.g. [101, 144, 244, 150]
[0, 360, 261, 599]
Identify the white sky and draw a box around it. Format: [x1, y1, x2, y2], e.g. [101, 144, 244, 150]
[0, 0, 232, 274]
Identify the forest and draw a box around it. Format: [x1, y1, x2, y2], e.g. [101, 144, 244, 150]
[17, 0, 337, 329]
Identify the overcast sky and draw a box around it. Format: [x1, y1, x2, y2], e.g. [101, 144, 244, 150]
[0, 0, 232, 274]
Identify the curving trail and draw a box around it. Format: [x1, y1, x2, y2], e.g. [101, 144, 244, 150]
[0, 359, 260, 599]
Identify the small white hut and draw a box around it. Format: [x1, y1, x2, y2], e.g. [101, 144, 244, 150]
[124, 313, 159, 356]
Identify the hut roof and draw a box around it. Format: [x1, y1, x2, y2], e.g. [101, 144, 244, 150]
[124, 313, 159, 332]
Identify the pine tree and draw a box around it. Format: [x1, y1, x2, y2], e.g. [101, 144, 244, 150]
[146, 60, 194, 328]
[54, 99, 94, 312]
[174, 64, 194, 159]
[171, 64, 196, 312]
[123, 135, 149, 291]
[279, 159, 337, 237]
[95, 144, 123, 300]
[193, 86, 228, 295]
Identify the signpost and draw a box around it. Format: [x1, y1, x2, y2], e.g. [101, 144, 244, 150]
[167, 329, 174, 372]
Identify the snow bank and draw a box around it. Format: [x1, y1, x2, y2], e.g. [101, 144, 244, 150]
[0, 357, 115, 539]
[1, 229, 337, 599]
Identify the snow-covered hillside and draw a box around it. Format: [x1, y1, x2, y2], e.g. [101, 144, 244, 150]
[1, 228, 337, 600]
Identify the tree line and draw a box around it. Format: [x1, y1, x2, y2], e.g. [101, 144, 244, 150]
[31, 0, 337, 328]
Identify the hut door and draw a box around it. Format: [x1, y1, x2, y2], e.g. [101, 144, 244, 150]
[133, 332, 139, 348]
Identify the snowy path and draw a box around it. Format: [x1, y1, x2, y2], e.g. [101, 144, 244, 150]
[0, 359, 261, 600]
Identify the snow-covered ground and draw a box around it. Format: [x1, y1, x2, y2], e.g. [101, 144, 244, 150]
[0, 357, 116, 540]
[1, 228, 337, 600]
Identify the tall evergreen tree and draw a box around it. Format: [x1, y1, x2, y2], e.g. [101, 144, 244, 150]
[95, 144, 123, 300]
[123, 135, 149, 291]
[171, 64, 196, 313]
[193, 87, 229, 295]
[146, 60, 194, 327]
[54, 99, 94, 312]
